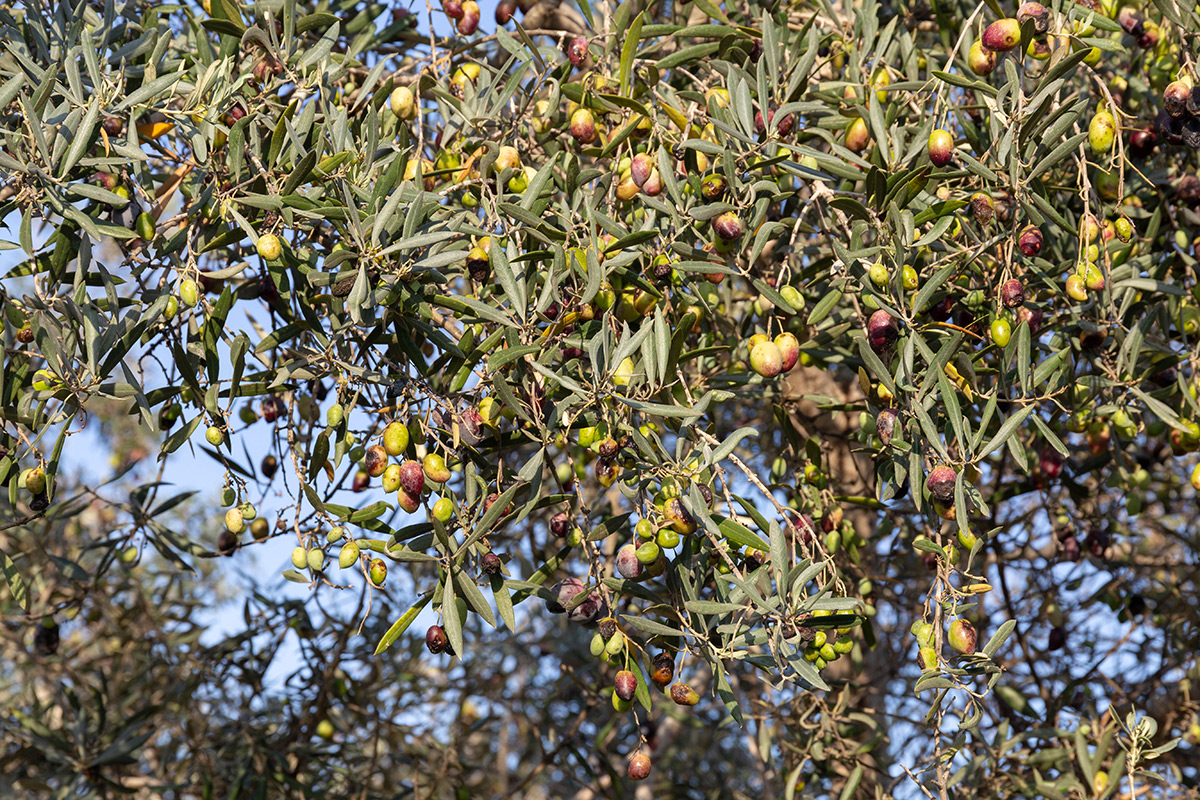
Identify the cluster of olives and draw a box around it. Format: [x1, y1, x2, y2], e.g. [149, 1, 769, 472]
[797, 611, 857, 671]
[839, 67, 892, 154]
[348, 419, 456, 519]
[911, 617, 978, 670]
[218, 490, 267, 555]
[966, 5, 1097, 79]
[571, 422, 640, 492]
[748, 331, 801, 379]
[1160, 76, 1200, 149]
[17, 465, 51, 512]
[583, 617, 702, 781]
[1062, 214, 1135, 302]
[287, 525, 385, 585]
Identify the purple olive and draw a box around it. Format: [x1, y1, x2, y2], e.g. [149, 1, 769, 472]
[925, 464, 957, 504]
[1001, 278, 1025, 307]
[867, 310, 898, 353]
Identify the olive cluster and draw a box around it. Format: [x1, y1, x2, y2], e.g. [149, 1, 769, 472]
[1158, 78, 1200, 149]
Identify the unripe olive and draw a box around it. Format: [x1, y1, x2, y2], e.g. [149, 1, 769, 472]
[780, 284, 803, 311]
[635, 540, 660, 564]
[225, 507, 245, 533]
[389, 85, 417, 120]
[957, 527, 979, 550]
[382, 421, 409, 456]
[291, 546, 308, 569]
[991, 317, 1012, 347]
[433, 496, 455, 522]
[1088, 110, 1116, 155]
[381, 463, 403, 493]
[250, 517, 269, 540]
[22, 467, 46, 495]
[256, 233, 282, 261]
[307, 548, 325, 571]
[368, 558, 387, 586]
[871, 67, 891, 103]
[427, 453, 453, 484]
[158, 402, 178, 429]
[1114, 217, 1134, 242]
[868, 262, 889, 288]
[326, 404, 344, 427]
[237, 404, 258, 425]
[135, 211, 156, 241]
[635, 519, 654, 540]
[205, 426, 224, 446]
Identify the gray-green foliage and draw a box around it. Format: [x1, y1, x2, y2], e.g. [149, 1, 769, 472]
[2, 0, 1200, 796]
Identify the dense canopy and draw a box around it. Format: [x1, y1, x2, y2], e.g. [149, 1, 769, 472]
[2, 0, 1200, 797]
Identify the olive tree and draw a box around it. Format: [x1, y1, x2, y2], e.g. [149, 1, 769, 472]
[3, 0, 1200, 796]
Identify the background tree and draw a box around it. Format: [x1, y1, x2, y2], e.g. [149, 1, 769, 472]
[2, 0, 1200, 797]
